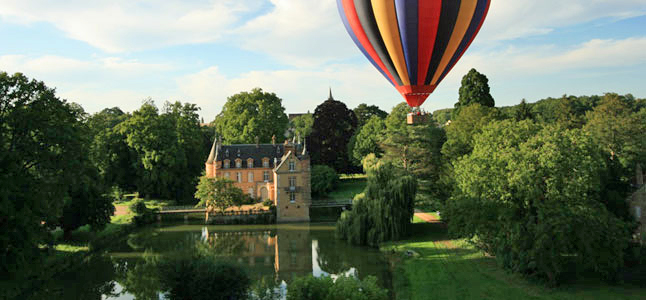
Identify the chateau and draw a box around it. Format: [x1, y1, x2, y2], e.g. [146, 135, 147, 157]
[204, 136, 311, 222]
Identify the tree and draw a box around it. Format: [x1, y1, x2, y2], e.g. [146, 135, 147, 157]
[441, 103, 499, 162]
[117, 100, 203, 203]
[514, 99, 533, 121]
[194, 176, 245, 221]
[353, 103, 387, 127]
[381, 108, 447, 207]
[348, 116, 386, 166]
[585, 93, 646, 172]
[288, 113, 313, 140]
[454, 68, 495, 116]
[445, 120, 631, 284]
[336, 162, 417, 247]
[0, 72, 92, 275]
[214, 88, 289, 144]
[310, 97, 358, 173]
[87, 108, 137, 191]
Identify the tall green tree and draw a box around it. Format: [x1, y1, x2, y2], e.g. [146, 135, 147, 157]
[441, 103, 499, 162]
[353, 103, 387, 127]
[214, 88, 288, 144]
[381, 105, 447, 207]
[348, 116, 386, 166]
[118, 100, 203, 203]
[445, 120, 631, 284]
[0, 72, 98, 276]
[87, 107, 137, 191]
[287, 113, 313, 140]
[310, 97, 358, 173]
[454, 68, 495, 117]
[585, 93, 646, 172]
[514, 99, 534, 121]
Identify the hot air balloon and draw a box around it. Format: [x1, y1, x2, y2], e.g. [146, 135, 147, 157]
[337, 0, 491, 124]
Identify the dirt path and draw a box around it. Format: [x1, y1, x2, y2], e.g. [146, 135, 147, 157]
[114, 204, 129, 216]
[414, 209, 441, 223]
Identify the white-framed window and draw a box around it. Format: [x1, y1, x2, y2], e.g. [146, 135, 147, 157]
[247, 159, 254, 168]
[224, 172, 230, 179]
[236, 172, 241, 183]
[263, 171, 270, 182]
[288, 160, 295, 171]
[223, 160, 230, 169]
[289, 192, 296, 203]
[263, 159, 269, 168]
[235, 159, 242, 168]
[289, 177, 296, 187]
[248, 188, 254, 198]
[248, 172, 254, 182]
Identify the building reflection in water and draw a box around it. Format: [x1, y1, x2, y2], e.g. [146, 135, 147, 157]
[201, 226, 313, 284]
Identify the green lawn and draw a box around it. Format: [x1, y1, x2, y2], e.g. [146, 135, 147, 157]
[325, 177, 367, 201]
[383, 221, 646, 300]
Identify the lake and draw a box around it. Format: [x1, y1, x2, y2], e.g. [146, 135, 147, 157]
[35, 222, 392, 299]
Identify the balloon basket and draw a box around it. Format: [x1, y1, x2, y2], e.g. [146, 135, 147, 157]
[407, 112, 429, 125]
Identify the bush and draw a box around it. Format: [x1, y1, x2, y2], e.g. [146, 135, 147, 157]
[262, 199, 273, 207]
[158, 256, 250, 300]
[130, 199, 157, 227]
[287, 275, 387, 300]
[311, 165, 339, 197]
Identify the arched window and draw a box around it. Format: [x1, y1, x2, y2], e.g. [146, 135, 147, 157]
[247, 158, 254, 168]
[235, 159, 242, 168]
[223, 160, 230, 169]
[262, 158, 269, 168]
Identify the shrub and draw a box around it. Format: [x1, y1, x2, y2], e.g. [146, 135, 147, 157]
[311, 165, 339, 197]
[157, 256, 250, 300]
[287, 275, 387, 300]
[130, 199, 157, 227]
[262, 199, 273, 207]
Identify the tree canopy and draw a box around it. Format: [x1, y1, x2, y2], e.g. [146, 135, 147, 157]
[348, 116, 386, 166]
[287, 113, 313, 140]
[214, 88, 288, 144]
[445, 119, 631, 284]
[353, 103, 387, 127]
[195, 176, 245, 220]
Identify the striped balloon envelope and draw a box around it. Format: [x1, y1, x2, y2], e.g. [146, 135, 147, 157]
[337, 0, 491, 108]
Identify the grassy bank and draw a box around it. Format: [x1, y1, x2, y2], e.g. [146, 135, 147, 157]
[383, 218, 646, 300]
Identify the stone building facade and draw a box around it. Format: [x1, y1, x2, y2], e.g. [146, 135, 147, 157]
[205, 137, 311, 222]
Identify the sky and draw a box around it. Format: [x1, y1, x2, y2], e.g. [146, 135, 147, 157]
[1, 0, 646, 120]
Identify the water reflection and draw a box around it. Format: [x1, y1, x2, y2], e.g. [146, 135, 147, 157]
[34, 223, 391, 299]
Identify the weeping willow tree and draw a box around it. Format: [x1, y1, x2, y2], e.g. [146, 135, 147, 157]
[336, 162, 417, 247]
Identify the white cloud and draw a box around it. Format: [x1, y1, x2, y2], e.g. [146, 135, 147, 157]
[480, 0, 646, 41]
[177, 63, 400, 119]
[234, 0, 357, 67]
[0, 0, 262, 52]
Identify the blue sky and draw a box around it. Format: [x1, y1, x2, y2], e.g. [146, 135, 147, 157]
[1, 0, 645, 120]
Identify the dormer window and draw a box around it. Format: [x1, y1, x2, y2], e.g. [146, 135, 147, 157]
[262, 158, 269, 168]
[223, 160, 230, 169]
[247, 158, 254, 168]
[225, 149, 229, 157]
[289, 160, 295, 171]
[235, 159, 242, 168]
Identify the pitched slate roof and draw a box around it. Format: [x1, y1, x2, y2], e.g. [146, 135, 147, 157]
[206, 141, 306, 168]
